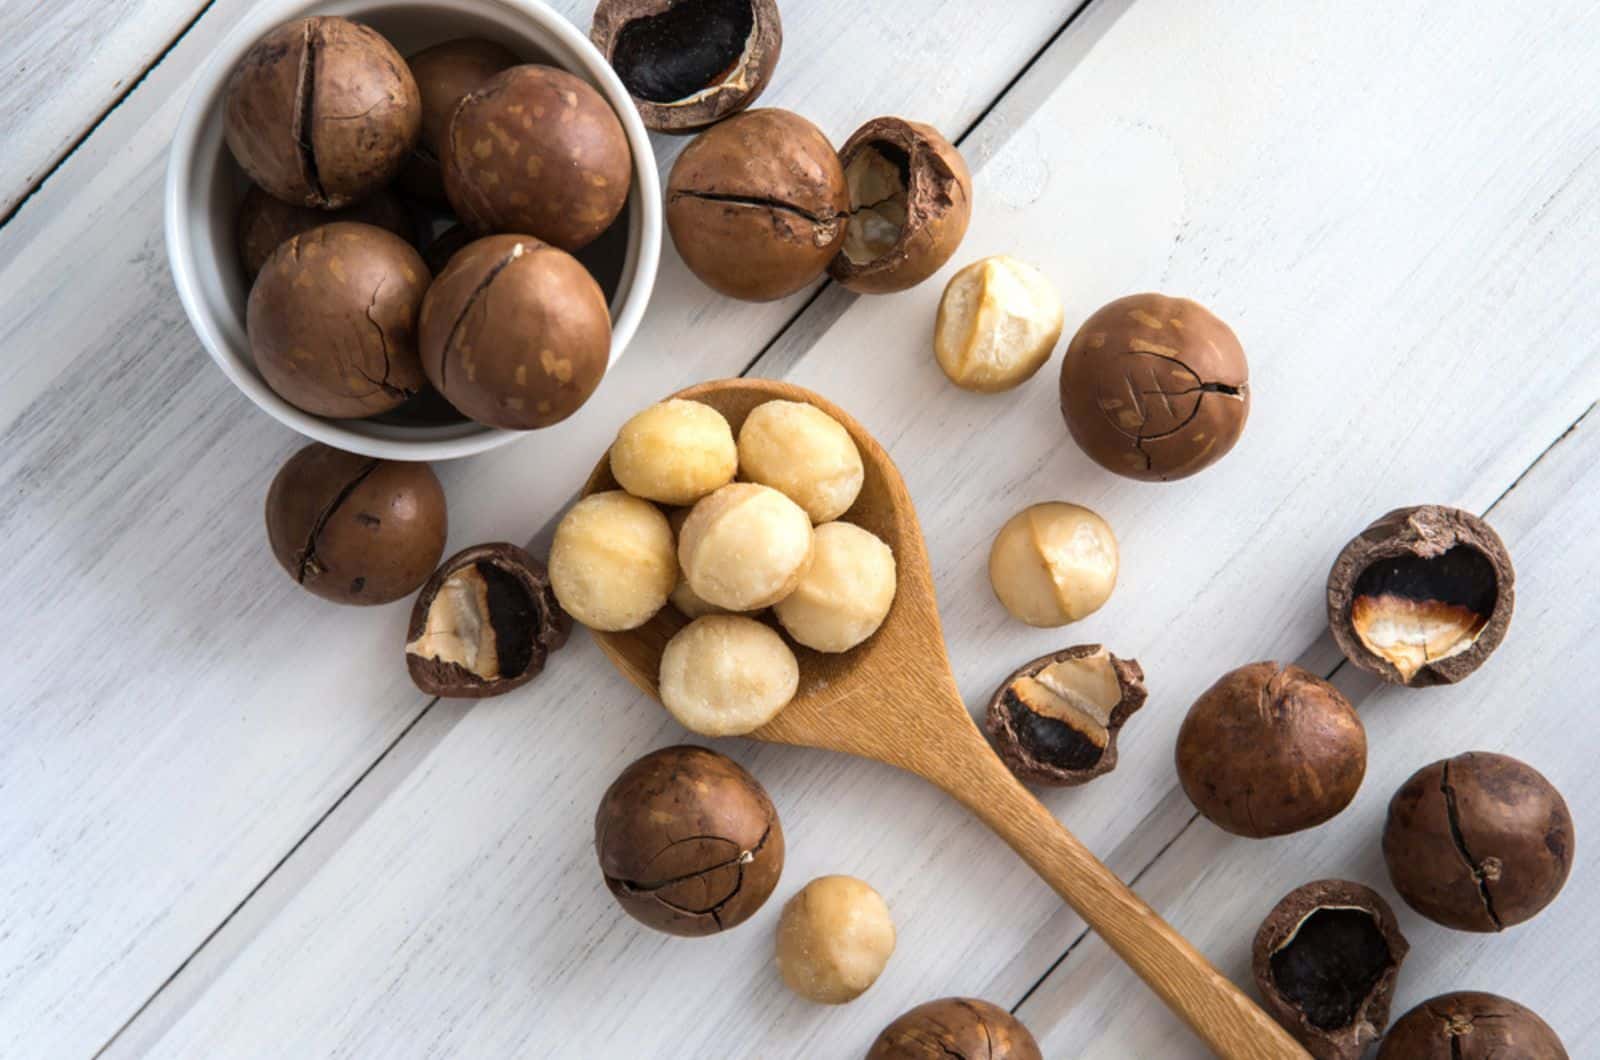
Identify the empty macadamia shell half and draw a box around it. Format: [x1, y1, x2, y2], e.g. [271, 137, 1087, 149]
[1327, 505, 1513, 687]
[592, 0, 781, 133]
[1252, 879, 1409, 1060]
[1377, 991, 1569, 1060]
[659, 615, 799, 735]
[828, 117, 972, 294]
[867, 997, 1042, 1060]
[549, 491, 677, 631]
[935, 255, 1064, 393]
[986, 645, 1145, 787]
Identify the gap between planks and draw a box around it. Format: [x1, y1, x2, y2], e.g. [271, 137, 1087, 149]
[93, 0, 1133, 1054]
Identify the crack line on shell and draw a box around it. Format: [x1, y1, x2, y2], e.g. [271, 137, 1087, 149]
[294, 22, 328, 206]
[358, 280, 411, 400]
[671, 189, 844, 229]
[608, 824, 771, 897]
[297, 460, 379, 583]
[1440, 759, 1504, 929]
[439, 243, 527, 389]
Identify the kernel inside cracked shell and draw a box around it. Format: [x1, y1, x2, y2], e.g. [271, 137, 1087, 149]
[1001, 650, 1120, 770]
[1268, 906, 1395, 1031]
[406, 561, 537, 681]
[841, 143, 909, 265]
[611, 0, 755, 103]
[1350, 545, 1497, 681]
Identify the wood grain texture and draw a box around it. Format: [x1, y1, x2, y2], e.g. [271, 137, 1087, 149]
[0, 1, 1088, 1055]
[137, 0, 1600, 1056]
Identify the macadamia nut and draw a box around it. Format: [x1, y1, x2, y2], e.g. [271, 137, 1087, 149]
[659, 616, 799, 735]
[774, 523, 895, 652]
[666, 507, 731, 619]
[679, 483, 814, 611]
[550, 491, 676, 631]
[736, 400, 865, 523]
[988, 502, 1117, 627]
[610, 399, 737, 505]
[776, 875, 896, 1004]
[935, 256, 1064, 392]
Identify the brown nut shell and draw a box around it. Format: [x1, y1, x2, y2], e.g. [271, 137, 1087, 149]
[443, 64, 631, 252]
[418, 234, 610, 430]
[666, 108, 848, 301]
[224, 17, 420, 209]
[1252, 879, 1409, 1060]
[985, 645, 1145, 787]
[1377, 992, 1568, 1059]
[235, 185, 414, 282]
[405, 542, 570, 698]
[1383, 752, 1574, 932]
[591, 0, 781, 133]
[867, 997, 1042, 1060]
[1059, 293, 1249, 481]
[1326, 505, 1514, 687]
[247, 222, 430, 418]
[829, 117, 971, 294]
[265, 443, 447, 605]
[397, 38, 519, 202]
[595, 744, 783, 936]
[1176, 662, 1367, 838]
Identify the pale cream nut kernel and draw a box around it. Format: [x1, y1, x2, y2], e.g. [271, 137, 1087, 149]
[736, 400, 864, 523]
[658, 615, 799, 736]
[775, 875, 896, 1005]
[405, 565, 498, 678]
[609, 399, 737, 505]
[934, 255, 1064, 392]
[988, 501, 1118, 627]
[666, 508, 731, 619]
[1011, 649, 1121, 749]
[774, 522, 896, 652]
[679, 483, 815, 611]
[549, 491, 676, 631]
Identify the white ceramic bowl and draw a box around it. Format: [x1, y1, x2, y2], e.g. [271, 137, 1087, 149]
[166, 0, 660, 460]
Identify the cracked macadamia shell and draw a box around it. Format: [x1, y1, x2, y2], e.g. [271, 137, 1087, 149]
[1377, 992, 1568, 1059]
[678, 482, 814, 611]
[1327, 505, 1514, 687]
[610, 399, 737, 505]
[417, 234, 610, 430]
[397, 38, 519, 201]
[404, 542, 570, 698]
[1252, 879, 1409, 1060]
[736, 399, 864, 523]
[247, 222, 430, 419]
[1059, 293, 1249, 481]
[666, 108, 848, 301]
[987, 502, 1118, 627]
[773, 522, 895, 652]
[776, 875, 895, 1004]
[986, 645, 1145, 787]
[935, 255, 1064, 393]
[225, 17, 420, 209]
[1382, 752, 1573, 932]
[443, 64, 631, 252]
[595, 745, 784, 936]
[658, 615, 798, 735]
[549, 490, 676, 631]
[235, 185, 413, 282]
[1176, 662, 1366, 838]
[829, 117, 972, 294]
[867, 997, 1042, 1060]
[265, 443, 446, 605]
[591, 0, 782, 133]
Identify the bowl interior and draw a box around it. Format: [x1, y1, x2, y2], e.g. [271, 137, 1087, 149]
[172, 0, 658, 456]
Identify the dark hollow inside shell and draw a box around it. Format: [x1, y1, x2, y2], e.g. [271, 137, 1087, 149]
[1002, 692, 1104, 772]
[610, 0, 753, 102]
[1350, 546, 1497, 673]
[1269, 908, 1395, 1031]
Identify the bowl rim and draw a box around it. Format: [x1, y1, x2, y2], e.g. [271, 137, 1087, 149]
[164, 0, 661, 461]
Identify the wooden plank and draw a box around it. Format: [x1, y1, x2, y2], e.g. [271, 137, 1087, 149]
[1015, 405, 1600, 1057]
[0, 1, 1091, 1055]
[140, 0, 1600, 1055]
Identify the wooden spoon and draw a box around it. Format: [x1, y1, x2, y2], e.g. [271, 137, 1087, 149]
[584, 378, 1308, 1060]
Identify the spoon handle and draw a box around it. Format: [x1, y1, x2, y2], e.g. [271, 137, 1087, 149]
[922, 722, 1308, 1060]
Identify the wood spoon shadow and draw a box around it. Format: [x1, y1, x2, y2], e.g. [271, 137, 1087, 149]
[583, 378, 1308, 1060]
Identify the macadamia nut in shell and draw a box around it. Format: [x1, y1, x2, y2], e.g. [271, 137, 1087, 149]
[678, 483, 814, 611]
[549, 491, 676, 631]
[610, 399, 737, 504]
[935, 256, 1064, 392]
[988, 502, 1118, 627]
[659, 615, 799, 736]
[774, 522, 895, 652]
[776, 875, 896, 1004]
[736, 400, 864, 523]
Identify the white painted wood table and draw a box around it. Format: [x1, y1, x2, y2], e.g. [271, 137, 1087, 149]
[3, 0, 1597, 1056]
